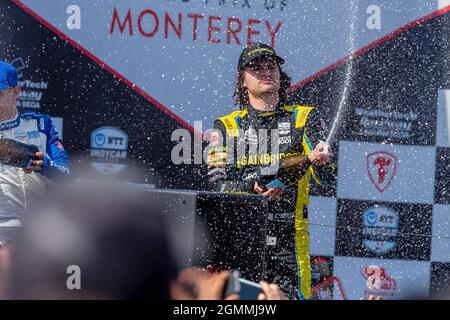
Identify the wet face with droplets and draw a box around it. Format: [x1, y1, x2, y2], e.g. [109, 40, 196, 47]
[0, 86, 19, 117]
[243, 58, 281, 98]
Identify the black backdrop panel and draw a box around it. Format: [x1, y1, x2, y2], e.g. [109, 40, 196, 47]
[0, 1, 205, 190]
[195, 192, 269, 281]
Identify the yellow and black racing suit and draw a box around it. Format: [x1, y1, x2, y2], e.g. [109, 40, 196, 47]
[207, 103, 335, 300]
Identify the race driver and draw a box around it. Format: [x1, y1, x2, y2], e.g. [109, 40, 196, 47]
[206, 44, 335, 299]
[0, 61, 70, 247]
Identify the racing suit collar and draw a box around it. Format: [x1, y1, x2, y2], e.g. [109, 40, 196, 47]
[247, 102, 286, 117]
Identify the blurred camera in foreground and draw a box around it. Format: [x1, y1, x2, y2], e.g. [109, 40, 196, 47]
[7, 180, 178, 299]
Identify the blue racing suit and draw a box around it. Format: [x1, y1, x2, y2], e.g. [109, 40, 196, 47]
[0, 111, 70, 241]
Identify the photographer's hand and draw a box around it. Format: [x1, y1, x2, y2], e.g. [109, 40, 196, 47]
[23, 151, 44, 173]
[196, 270, 239, 300]
[174, 268, 240, 300]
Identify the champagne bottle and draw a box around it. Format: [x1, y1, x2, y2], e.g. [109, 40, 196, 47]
[0, 138, 40, 168]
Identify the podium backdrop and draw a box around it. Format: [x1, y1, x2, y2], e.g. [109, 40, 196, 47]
[1, 0, 450, 299]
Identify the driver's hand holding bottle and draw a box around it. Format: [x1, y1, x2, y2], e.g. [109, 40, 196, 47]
[254, 141, 332, 201]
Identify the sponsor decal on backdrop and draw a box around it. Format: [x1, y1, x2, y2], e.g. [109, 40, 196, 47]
[362, 206, 399, 255]
[109, 6, 283, 47]
[366, 151, 398, 192]
[337, 141, 435, 204]
[354, 107, 418, 140]
[11, 57, 49, 111]
[353, 89, 418, 140]
[336, 199, 433, 261]
[90, 126, 129, 174]
[362, 265, 397, 298]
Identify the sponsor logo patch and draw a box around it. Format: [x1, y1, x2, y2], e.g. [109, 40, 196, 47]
[279, 136, 291, 144]
[39, 118, 45, 131]
[26, 131, 40, 139]
[278, 122, 290, 129]
[13, 130, 27, 140]
[244, 127, 258, 144]
[210, 131, 219, 146]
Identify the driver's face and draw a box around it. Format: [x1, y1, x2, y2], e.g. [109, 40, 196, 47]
[243, 59, 281, 97]
[0, 88, 14, 97]
[0, 87, 19, 110]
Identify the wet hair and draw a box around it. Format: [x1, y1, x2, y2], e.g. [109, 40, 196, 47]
[233, 58, 291, 108]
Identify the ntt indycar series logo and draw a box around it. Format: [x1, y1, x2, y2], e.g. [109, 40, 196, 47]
[90, 127, 128, 174]
[362, 206, 399, 255]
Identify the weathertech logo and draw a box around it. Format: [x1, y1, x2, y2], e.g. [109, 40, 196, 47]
[362, 265, 397, 298]
[366, 151, 398, 192]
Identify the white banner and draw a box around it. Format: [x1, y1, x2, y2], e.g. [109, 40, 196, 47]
[18, 0, 439, 127]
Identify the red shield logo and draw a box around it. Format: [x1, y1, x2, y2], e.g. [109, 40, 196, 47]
[366, 151, 398, 192]
[362, 265, 397, 291]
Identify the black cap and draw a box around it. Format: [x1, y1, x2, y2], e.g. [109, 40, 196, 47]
[238, 43, 284, 71]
